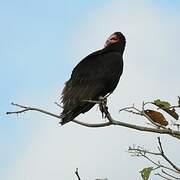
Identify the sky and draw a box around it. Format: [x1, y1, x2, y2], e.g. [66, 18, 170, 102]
[1, 0, 180, 179]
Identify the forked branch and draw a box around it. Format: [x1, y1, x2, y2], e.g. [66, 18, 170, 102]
[157, 137, 180, 172]
[6, 103, 61, 119]
[129, 137, 180, 179]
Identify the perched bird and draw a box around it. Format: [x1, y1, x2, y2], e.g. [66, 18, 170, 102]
[60, 32, 126, 125]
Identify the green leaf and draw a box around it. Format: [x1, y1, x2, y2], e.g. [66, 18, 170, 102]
[153, 99, 179, 120]
[140, 167, 153, 180]
[154, 99, 171, 109]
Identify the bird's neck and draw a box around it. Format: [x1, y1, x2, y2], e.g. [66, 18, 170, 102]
[104, 43, 125, 55]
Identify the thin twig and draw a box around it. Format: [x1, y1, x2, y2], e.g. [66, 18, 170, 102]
[54, 102, 63, 108]
[129, 146, 177, 173]
[6, 103, 61, 119]
[129, 137, 180, 178]
[128, 147, 161, 156]
[162, 169, 180, 180]
[75, 168, 81, 180]
[158, 137, 180, 172]
[155, 173, 172, 180]
[143, 154, 160, 167]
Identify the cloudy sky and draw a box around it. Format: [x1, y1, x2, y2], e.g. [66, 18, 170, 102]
[1, 0, 180, 179]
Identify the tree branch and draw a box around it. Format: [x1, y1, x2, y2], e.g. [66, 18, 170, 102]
[129, 145, 178, 173]
[162, 169, 180, 180]
[158, 137, 180, 172]
[129, 137, 180, 179]
[155, 173, 172, 180]
[6, 102, 180, 139]
[75, 168, 81, 180]
[74, 113, 180, 138]
[6, 103, 61, 119]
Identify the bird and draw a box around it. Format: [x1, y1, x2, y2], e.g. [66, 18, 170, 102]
[60, 32, 126, 125]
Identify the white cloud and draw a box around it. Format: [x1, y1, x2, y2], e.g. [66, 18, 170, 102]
[6, 1, 180, 180]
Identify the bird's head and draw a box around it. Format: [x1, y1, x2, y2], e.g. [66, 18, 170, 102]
[104, 32, 126, 48]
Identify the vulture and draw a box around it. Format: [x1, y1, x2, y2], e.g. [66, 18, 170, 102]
[60, 32, 126, 125]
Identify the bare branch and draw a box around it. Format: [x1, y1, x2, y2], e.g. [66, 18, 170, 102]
[6, 102, 61, 120]
[73, 119, 111, 128]
[128, 146, 177, 173]
[54, 102, 63, 108]
[128, 146, 161, 156]
[75, 168, 81, 180]
[143, 154, 160, 168]
[158, 137, 180, 172]
[119, 106, 142, 115]
[129, 137, 180, 180]
[162, 170, 180, 180]
[155, 173, 172, 180]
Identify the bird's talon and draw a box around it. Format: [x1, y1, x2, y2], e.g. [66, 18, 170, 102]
[99, 96, 108, 118]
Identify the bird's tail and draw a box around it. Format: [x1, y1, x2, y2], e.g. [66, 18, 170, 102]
[60, 116, 73, 125]
[60, 103, 95, 125]
[60, 111, 79, 125]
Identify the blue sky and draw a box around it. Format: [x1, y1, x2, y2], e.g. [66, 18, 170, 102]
[1, 0, 180, 179]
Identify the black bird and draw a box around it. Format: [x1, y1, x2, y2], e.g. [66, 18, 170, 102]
[60, 32, 126, 125]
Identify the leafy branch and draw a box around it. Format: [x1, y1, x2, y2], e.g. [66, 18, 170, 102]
[129, 137, 180, 180]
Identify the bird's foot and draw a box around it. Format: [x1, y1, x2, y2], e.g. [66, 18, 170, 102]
[98, 96, 108, 118]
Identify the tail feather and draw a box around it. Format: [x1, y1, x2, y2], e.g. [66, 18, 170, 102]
[60, 111, 79, 125]
[60, 103, 95, 125]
